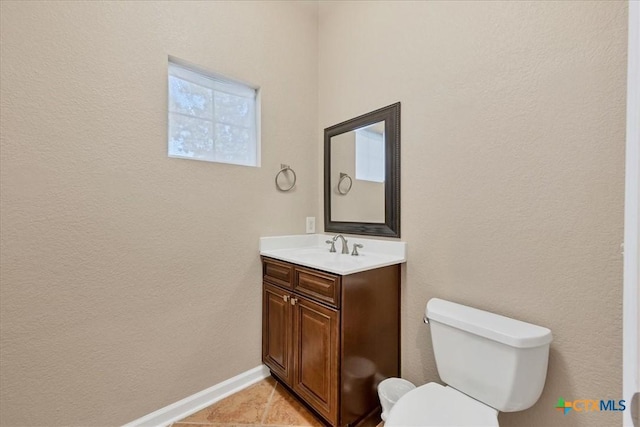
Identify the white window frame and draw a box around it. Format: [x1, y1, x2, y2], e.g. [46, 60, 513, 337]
[167, 56, 261, 167]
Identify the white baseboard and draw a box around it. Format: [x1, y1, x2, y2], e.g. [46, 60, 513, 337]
[122, 364, 271, 427]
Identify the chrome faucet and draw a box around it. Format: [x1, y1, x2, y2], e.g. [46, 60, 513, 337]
[332, 234, 349, 254]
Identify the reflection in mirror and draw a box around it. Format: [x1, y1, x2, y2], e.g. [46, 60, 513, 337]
[324, 103, 400, 238]
[331, 121, 386, 223]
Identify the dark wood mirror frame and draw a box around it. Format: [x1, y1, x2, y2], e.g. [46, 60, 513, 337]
[324, 102, 401, 238]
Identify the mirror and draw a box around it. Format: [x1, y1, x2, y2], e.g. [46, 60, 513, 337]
[324, 102, 400, 237]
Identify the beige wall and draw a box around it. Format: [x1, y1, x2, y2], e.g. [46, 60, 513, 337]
[318, 1, 627, 427]
[0, 1, 318, 425]
[1, 1, 629, 426]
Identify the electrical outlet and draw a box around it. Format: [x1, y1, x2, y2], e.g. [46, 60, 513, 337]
[305, 217, 316, 234]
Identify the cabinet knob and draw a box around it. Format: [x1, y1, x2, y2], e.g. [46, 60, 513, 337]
[283, 295, 290, 303]
[291, 298, 297, 306]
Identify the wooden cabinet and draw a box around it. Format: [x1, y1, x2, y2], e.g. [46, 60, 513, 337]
[262, 257, 400, 427]
[263, 283, 293, 384]
[292, 294, 339, 423]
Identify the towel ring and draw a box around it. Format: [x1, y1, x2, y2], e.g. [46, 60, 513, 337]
[275, 164, 296, 192]
[338, 172, 353, 195]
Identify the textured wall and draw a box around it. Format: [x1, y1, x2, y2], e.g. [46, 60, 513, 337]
[318, 2, 626, 426]
[1, 1, 629, 426]
[0, 1, 318, 425]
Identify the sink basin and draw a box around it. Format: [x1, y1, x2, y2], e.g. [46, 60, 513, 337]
[259, 234, 406, 275]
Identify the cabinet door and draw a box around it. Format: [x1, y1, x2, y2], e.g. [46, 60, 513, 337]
[263, 283, 293, 385]
[292, 296, 339, 425]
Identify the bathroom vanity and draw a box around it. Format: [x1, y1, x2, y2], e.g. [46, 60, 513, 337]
[260, 234, 406, 427]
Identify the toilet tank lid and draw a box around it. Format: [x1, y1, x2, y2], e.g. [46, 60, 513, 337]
[426, 298, 552, 348]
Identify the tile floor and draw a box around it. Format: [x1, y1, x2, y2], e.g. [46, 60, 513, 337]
[172, 376, 324, 427]
[172, 375, 384, 427]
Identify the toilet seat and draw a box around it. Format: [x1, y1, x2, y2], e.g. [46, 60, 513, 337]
[385, 382, 499, 427]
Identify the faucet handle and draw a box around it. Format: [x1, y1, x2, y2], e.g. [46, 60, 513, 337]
[351, 243, 363, 256]
[325, 240, 336, 253]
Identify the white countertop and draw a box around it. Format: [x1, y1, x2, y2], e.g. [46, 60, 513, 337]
[259, 234, 407, 275]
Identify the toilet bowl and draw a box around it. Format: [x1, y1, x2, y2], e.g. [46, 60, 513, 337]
[381, 298, 552, 426]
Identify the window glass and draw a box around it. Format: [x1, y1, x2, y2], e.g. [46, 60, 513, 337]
[355, 127, 385, 183]
[168, 60, 259, 166]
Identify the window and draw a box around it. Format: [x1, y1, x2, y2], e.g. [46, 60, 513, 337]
[355, 126, 385, 183]
[168, 58, 259, 166]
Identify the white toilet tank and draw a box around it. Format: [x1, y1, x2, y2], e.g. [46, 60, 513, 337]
[426, 298, 552, 412]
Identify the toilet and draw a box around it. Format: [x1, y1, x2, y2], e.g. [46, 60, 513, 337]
[384, 298, 552, 426]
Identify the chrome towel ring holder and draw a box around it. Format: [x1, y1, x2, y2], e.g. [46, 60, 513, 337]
[275, 164, 296, 192]
[338, 172, 353, 195]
